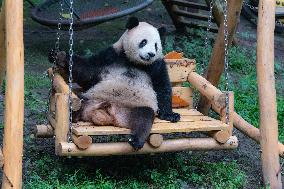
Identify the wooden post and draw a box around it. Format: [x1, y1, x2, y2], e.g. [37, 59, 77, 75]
[47, 68, 81, 111]
[257, 0, 282, 188]
[0, 2, 6, 93]
[2, 0, 24, 188]
[197, 0, 243, 115]
[219, 92, 234, 135]
[55, 94, 69, 155]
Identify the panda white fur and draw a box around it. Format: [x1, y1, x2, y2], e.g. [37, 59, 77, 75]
[50, 17, 180, 150]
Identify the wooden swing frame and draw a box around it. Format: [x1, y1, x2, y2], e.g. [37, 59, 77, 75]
[36, 59, 237, 156]
[0, 0, 282, 188]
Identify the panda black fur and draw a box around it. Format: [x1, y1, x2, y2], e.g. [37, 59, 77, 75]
[50, 17, 180, 150]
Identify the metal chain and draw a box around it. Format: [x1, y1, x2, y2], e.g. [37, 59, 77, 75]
[202, 0, 214, 75]
[195, 0, 214, 110]
[68, 0, 74, 143]
[45, 0, 64, 125]
[223, 0, 230, 125]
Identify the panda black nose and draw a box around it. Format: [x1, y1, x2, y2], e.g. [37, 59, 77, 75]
[148, 52, 155, 58]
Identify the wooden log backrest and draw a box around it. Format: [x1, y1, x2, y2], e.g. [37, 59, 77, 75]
[165, 58, 196, 109]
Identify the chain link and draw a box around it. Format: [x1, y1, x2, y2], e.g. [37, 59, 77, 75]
[202, 0, 214, 75]
[223, 0, 230, 125]
[68, 0, 74, 143]
[195, 0, 214, 109]
[45, 0, 64, 126]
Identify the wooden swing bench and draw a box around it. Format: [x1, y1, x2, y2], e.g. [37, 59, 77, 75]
[36, 57, 238, 157]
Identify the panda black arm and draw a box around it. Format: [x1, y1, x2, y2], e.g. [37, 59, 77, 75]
[49, 46, 119, 90]
[150, 59, 180, 122]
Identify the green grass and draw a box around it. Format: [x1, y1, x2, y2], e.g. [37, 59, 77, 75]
[24, 153, 246, 189]
[24, 72, 50, 121]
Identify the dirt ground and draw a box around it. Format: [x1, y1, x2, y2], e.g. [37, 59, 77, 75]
[0, 1, 283, 188]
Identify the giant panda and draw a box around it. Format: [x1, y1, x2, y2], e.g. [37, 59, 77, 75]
[50, 17, 180, 150]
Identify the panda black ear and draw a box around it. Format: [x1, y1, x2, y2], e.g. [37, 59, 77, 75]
[126, 17, 139, 30]
[158, 27, 166, 36]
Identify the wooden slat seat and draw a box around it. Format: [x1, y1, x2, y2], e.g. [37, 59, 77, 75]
[72, 109, 228, 136]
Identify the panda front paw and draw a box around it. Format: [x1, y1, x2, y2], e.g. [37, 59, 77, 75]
[158, 112, 180, 123]
[128, 135, 145, 151]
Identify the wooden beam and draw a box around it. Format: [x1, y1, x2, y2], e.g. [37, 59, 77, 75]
[72, 135, 92, 150]
[2, 0, 24, 188]
[257, 0, 282, 188]
[187, 71, 284, 157]
[148, 134, 164, 148]
[197, 0, 243, 115]
[55, 94, 69, 155]
[173, 8, 213, 22]
[187, 71, 224, 109]
[0, 3, 6, 93]
[233, 112, 284, 158]
[58, 136, 238, 156]
[170, 0, 209, 11]
[179, 19, 218, 33]
[35, 124, 54, 138]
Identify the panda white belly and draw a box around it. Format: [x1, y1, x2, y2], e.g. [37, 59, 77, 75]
[82, 64, 158, 112]
[80, 64, 158, 128]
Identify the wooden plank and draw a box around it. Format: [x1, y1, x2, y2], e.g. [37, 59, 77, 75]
[173, 108, 203, 116]
[170, 0, 209, 11]
[165, 58, 195, 82]
[257, 0, 282, 187]
[179, 19, 219, 32]
[173, 8, 213, 22]
[72, 114, 215, 128]
[72, 119, 227, 136]
[172, 87, 193, 108]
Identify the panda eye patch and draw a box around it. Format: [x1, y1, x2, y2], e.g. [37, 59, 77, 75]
[155, 43, 158, 51]
[139, 39, 147, 48]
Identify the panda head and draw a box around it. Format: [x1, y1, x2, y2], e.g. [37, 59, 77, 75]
[118, 17, 164, 65]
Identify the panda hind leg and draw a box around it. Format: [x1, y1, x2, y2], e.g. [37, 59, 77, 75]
[127, 107, 155, 150]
